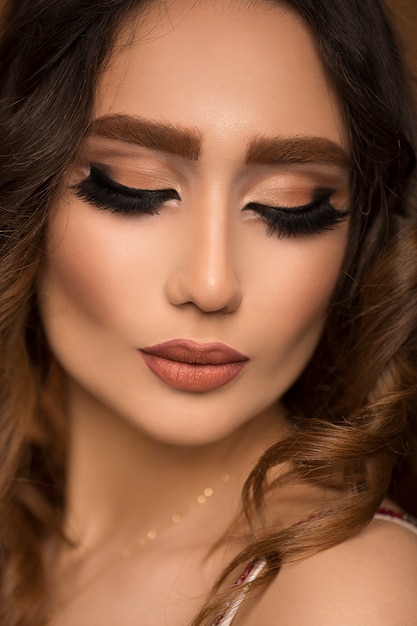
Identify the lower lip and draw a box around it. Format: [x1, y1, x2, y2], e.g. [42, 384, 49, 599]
[140, 352, 247, 392]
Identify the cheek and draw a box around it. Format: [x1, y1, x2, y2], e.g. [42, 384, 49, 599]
[41, 236, 116, 336]
[282, 254, 339, 327]
[249, 230, 347, 369]
[40, 201, 160, 334]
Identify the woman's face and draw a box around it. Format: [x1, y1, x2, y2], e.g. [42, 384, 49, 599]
[39, 0, 350, 445]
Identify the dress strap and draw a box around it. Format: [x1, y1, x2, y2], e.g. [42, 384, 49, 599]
[374, 507, 417, 534]
[213, 507, 417, 625]
[211, 559, 266, 626]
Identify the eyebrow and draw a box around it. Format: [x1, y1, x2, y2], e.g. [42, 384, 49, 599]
[90, 114, 202, 160]
[246, 135, 350, 168]
[90, 114, 349, 168]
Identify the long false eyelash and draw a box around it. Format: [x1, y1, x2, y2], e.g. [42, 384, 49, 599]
[73, 167, 349, 239]
[244, 193, 350, 238]
[71, 166, 180, 215]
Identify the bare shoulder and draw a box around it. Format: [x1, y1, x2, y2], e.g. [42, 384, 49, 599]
[237, 517, 417, 625]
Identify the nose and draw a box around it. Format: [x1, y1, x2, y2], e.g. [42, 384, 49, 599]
[165, 198, 242, 314]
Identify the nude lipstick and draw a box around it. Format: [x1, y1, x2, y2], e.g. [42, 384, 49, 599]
[139, 339, 248, 392]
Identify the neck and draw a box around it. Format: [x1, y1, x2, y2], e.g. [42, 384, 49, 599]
[62, 379, 287, 555]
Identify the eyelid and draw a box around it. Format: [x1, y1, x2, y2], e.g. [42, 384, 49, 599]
[72, 165, 349, 237]
[78, 138, 190, 187]
[244, 161, 351, 187]
[71, 165, 180, 216]
[243, 193, 350, 238]
[244, 188, 341, 213]
[71, 165, 180, 199]
[84, 165, 170, 194]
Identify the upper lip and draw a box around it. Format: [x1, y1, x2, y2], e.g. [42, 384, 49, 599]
[140, 339, 249, 365]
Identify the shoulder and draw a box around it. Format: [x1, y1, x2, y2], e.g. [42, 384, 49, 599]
[237, 516, 417, 625]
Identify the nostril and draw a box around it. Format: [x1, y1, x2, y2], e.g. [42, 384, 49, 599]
[164, 259, 242, 314]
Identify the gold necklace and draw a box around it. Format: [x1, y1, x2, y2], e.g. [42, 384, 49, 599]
[48, 472, 231, 622]
[121, 472, 230, 553]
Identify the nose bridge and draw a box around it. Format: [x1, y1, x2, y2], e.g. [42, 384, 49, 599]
[166, 186, 242, 313]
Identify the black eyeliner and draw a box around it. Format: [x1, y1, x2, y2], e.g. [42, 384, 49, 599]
[73, 167, 349, 238]
[244, 190, 350, 238]
[72, 165, 180, 215]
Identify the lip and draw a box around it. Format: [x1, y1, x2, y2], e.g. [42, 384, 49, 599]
[139, 339, 249, 392]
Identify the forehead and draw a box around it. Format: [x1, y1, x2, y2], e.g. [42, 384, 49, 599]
[94, 0, 345, 152]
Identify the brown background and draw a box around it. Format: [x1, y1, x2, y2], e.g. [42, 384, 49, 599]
[387, 0, 417, 86]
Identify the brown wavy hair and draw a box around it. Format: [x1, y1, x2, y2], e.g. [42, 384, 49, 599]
[1, 0, 417, 624]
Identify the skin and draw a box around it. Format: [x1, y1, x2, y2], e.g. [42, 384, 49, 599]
[237, 519, 417, 626]
[34, 1, 383, 624]
[40, 0, 349, 448]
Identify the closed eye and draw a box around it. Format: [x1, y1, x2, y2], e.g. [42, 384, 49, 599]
[71, 165, 180, 215]
[243, 191, 350, 238]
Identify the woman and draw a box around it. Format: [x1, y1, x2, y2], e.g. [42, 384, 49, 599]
[0, 0, 417, 624]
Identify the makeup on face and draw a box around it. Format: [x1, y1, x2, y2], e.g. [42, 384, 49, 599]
[39, 2, 352, 446]
[139, 339, 249, 392]
[71, 116, 351, 240]
[72, 163, 349, 237]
